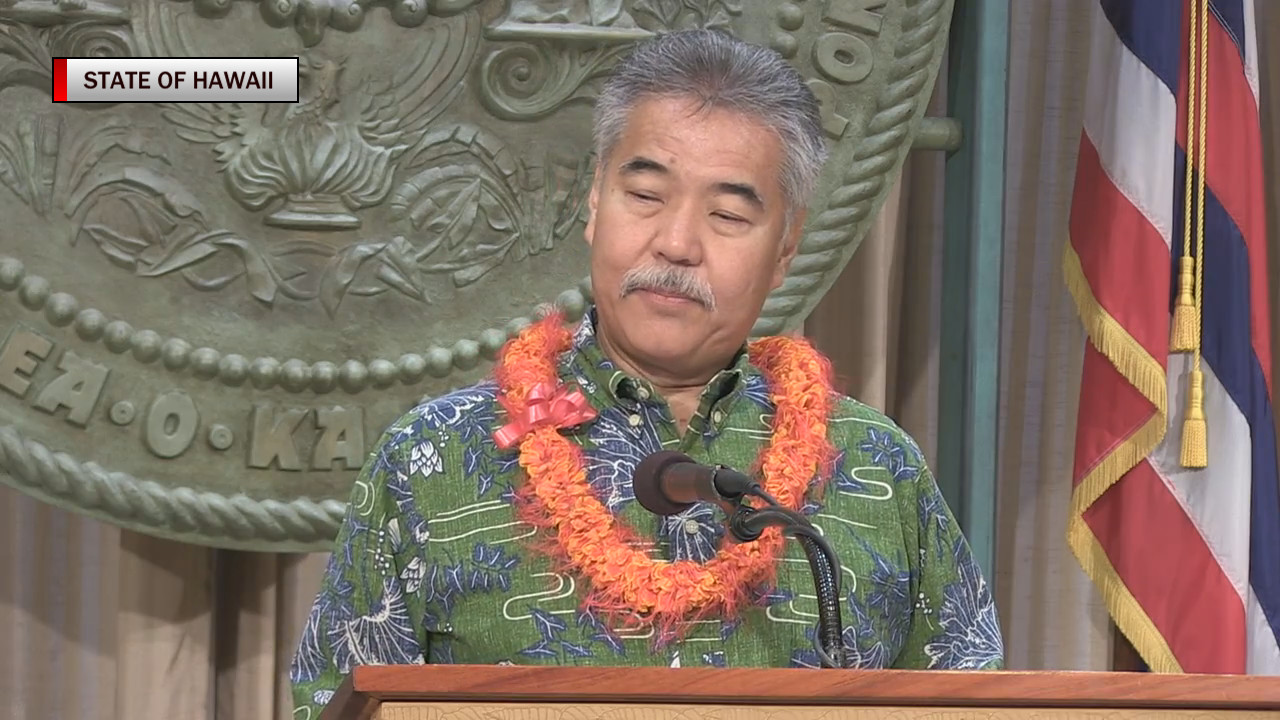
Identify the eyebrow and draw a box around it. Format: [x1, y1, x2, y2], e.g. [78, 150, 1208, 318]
[617, 155, 766, 212]
[713, 181, 765, 212]
[618, 156, 668, 176]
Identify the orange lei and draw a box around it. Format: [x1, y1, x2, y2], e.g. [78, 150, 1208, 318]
[494, 313, 836, 637]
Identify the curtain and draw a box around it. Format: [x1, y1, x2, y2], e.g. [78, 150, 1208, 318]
[5, 4, 1280, 718]
[810, 0, 1118, 671]
[0, 492, 330, 719]
[990, 0, 1112, 671]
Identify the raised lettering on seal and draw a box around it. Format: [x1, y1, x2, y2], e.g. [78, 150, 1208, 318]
[807, 79, 851, 139]
[814, 32, 875, 85]
[814, 0, 889, 85]
[145, 390, 200, 458]
[31, 350, 110, 428]
[248, 403, 308, 471]
[824, 0, 889, 35]
[0, 327, 53, 399]
[313, 406, 366, 471]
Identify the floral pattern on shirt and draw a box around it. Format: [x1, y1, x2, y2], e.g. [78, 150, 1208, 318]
[289, 308, 1004, 719]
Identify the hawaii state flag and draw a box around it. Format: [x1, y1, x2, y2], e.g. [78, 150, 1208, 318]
[1063, 0, 1280, 673]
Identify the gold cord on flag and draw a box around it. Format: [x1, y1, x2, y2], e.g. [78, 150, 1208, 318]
[1176, 0, 1209, 468]
[1171, 0, 1200, 352]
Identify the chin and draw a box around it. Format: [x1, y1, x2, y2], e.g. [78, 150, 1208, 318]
[615, 317, 700, 359]
[623, 299, 705, 330]
[631, 335, 698, 363]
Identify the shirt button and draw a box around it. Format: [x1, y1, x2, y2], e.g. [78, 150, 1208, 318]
[628, 414, 642, 427]
[711, 410, 725, 424]
[635, 386, 650, 400]
[683, 519, 700, 534]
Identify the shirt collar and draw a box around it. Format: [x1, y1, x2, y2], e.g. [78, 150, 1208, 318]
[560, 306, 753, 412]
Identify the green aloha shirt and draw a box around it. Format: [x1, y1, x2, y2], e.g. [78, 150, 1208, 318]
[290, 308, 1004, 718]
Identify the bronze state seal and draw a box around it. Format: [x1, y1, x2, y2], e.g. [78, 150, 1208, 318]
[0, 0, 952, 550]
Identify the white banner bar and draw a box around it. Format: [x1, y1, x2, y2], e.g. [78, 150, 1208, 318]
[58, 57, 299, 103]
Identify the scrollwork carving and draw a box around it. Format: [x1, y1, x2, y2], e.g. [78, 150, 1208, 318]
[53, 17, 132, 55]
[175, 0, 485, 46]
[0, 4, 135, 97]
[477, 0, 743, 122]
[0, 108, 588, 318]
[476, 41, 631, 121]
[389, 125, 593, 288]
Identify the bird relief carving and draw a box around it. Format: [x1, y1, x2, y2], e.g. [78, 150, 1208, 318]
[157, 15, 478, 230]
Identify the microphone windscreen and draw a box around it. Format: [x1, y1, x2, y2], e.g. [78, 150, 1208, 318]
[632, 450, 695, 516]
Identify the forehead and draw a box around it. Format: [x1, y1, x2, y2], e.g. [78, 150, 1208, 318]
[607, 96, 784, 195]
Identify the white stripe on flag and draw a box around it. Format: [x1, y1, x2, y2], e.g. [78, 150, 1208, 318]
[1243, 0, 1261, 106]
[1083, 2, 1177, 250]
[1150, 354, 1252, 611]
[1150, 354, 1280, 672]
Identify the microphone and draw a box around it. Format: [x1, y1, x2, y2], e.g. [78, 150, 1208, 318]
[632, 450, 759, 516]
[631, 451, 850, 669]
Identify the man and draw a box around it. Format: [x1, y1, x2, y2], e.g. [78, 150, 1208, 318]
[291, 29, 1004, 716]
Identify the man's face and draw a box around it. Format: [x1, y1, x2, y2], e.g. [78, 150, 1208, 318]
[584, 95, 803, 379]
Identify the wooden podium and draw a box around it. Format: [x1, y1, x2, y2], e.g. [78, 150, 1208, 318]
[319, 665, 1280, 720]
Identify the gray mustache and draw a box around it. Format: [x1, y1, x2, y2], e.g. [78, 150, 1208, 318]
[619, 265, 716, 310]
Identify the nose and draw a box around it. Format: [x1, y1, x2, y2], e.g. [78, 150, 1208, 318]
[652, 198, 703, 266]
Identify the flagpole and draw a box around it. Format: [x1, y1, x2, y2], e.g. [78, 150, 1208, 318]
[938, 0, 1010, 580]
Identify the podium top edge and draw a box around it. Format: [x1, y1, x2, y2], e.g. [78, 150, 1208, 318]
[344, 664, 1280, 710]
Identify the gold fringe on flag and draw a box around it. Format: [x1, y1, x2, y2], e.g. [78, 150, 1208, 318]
[1179, 0, 1209, 469]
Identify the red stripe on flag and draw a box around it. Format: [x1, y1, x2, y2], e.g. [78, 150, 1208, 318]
[1084, 451, 1247, 673]
[1173, 6, 1272, 392]
[1068, 135, 1172, 367]
[1072, 345, 1158, 485]
[52, 58, 67, 102]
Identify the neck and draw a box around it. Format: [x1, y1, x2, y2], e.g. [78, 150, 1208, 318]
[594, 327, 727, 434]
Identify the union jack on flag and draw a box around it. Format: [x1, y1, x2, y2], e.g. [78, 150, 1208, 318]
[1064, 0, 1280, 672]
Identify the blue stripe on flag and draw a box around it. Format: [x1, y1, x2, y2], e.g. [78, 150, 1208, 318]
[1170, 148, 1280, 651]
[1101, 0, 1182, 94]
[1209, 0, 1248, 67]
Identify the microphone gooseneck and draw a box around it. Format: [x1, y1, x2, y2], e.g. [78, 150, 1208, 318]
[631, 450, 848, 668]
[731, 501, 846, 669]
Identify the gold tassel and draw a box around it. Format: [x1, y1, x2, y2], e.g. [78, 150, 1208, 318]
[1180, 369, 1208, 468]
[1170, 258, 1199, 351]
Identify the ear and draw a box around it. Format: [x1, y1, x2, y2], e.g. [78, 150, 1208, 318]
[583, 168, 603, 247]
[771, 209, 806, 289]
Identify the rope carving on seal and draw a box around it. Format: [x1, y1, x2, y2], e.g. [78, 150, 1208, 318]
[753, 0, 949, 337]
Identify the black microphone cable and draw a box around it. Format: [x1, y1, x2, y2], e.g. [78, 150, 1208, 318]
[733, 486, 847, 669]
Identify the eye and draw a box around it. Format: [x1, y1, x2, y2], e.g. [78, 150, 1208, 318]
[713, 211, 748, 224]
[628, 191, 660, 203]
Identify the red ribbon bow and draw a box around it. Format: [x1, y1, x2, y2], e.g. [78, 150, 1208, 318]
[494, 381, 597, 449]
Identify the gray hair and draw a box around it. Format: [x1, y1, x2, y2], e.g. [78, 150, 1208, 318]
[593, 29, 829, 218]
